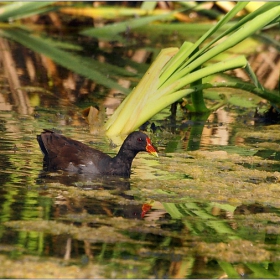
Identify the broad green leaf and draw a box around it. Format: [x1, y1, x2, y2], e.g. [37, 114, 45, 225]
[0, 2, 55, 21]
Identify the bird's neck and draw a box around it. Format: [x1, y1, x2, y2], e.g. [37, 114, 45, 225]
[111, 148, 138, 177]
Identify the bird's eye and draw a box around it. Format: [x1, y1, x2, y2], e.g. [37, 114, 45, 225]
[137, 137, 143, 142]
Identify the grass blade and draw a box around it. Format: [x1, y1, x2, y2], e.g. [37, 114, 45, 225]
[80, 12, 176, 41]
[162, 5, 280, 88]
[0, 28, 129, 93]
[0, 2, 55, 21]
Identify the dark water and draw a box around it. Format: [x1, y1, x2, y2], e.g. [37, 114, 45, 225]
[0, 41, 280, 278]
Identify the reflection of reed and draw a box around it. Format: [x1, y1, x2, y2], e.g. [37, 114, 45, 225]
[0, 38, 32, 115]
[64, 237, 72, 260]
[234, 44, 279, 90]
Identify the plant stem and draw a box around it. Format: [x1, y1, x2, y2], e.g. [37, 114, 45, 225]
[190, 46, 209, 113]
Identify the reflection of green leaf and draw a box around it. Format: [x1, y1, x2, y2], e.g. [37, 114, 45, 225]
[228, 95, 258, 108]
[163, 202, 238, 239]
[218, 261, 240, 279]
[246, 263, 276, 278]
[0, 29, 130, 93]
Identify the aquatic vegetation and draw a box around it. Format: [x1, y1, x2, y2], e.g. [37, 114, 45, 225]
[0, 2, 278, 137]
[0, 2, 280, 278]
[105, 2, 280, 136]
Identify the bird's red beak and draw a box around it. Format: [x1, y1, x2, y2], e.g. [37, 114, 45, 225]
[146, 138, 158, 157]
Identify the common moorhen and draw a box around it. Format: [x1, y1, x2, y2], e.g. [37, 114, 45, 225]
[37, 129, 158, 177]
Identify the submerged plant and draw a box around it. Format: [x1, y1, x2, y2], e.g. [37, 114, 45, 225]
[105, 2, 280, 136]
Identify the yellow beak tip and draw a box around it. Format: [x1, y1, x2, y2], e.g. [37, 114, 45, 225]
[151, 151, 159, 157]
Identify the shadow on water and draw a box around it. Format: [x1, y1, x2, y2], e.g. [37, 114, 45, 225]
[37, 170, 146, 219]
